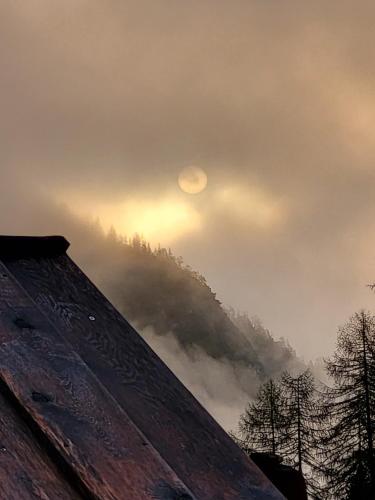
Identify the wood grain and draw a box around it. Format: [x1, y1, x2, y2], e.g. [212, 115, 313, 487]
[0, 264, 195, 500]
[0, 387, 81, 500]
[3, 253, 284, 500]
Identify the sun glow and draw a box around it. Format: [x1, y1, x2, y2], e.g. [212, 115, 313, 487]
[109, 199, 202, 243]
[59, 178, 283, 249]
[178, 166, 208, 194]
[65, 194, 202, 245]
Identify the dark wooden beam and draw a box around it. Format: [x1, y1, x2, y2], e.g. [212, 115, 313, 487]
[0, 263, 195, 500]
[0, 236, 69, 259]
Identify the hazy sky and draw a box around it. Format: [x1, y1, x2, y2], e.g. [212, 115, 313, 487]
[1, 1, 375, 358]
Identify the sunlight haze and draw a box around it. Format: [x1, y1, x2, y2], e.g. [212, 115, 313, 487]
[1, 0, 375, 359]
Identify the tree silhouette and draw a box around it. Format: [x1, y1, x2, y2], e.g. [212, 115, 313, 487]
[281, 370, 320, 497]
[318, 310, 375, 499]
[238, 379, 286, 455]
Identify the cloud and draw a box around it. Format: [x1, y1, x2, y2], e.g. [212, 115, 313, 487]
[140, 326, 257, 431]
[1, 1, 375, 358]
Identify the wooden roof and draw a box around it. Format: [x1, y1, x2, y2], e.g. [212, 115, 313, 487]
[0, 236, 284, 499]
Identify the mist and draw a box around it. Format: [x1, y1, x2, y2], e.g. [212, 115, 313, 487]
[141, 327, 252, 431]
[2, 1, 375, 360]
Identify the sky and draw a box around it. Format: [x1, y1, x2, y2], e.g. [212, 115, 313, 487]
[1, 1, 375, 359]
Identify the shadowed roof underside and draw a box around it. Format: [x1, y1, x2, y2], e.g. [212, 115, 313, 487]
[0, 236, 284, 499]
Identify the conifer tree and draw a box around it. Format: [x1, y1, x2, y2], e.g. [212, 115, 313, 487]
[281, 370, 316, 471]
[238, 379, 286, 455]
[281, 370, 322, 497]
[318, 310, 375, 499]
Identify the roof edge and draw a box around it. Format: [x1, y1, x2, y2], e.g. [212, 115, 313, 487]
[0, 236, 70, 259]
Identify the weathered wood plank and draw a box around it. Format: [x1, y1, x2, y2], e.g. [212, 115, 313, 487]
[0, 265, 195, 500]
[0, 388, 81, 500]
[3, 253, 284, 499]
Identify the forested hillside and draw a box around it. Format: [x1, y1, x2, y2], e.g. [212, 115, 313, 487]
[73, 223, 304, 378]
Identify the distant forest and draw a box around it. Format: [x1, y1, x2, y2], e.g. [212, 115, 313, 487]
[76, 223, 306, 382]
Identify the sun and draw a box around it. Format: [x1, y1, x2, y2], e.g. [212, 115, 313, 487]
[178, 166, 208, 194]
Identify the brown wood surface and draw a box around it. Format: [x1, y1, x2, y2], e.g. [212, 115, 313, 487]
[2, 253, 284, 500]
[0, 388, 81, 500]
[0, 264, 195, 500]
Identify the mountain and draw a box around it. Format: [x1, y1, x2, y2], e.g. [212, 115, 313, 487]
[73, 225, 304, 378]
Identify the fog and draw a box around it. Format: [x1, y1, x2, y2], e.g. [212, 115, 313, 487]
[141, 327, 253, 431]
[1, 1, 375, 359]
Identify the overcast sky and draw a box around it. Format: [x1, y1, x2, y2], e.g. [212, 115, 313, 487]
[1, 1, 375, 358]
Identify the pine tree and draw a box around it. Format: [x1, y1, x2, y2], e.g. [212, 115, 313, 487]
[238, 379, 286, 455]
[318, 310, 375, 499]
[281, 370, 320, 497]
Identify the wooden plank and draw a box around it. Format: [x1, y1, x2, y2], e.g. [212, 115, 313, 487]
[0, 265, 196, 500]
[3, 253, 284, 500]
[0, 387, 81, 500]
